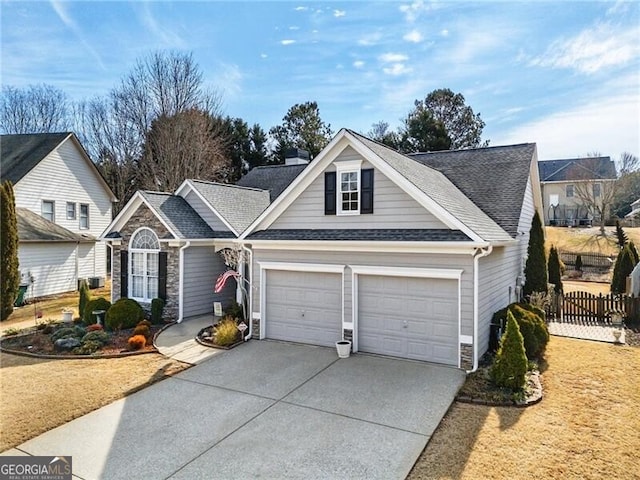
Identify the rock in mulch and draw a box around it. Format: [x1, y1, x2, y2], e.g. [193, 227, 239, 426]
[54, 338, 81, 351]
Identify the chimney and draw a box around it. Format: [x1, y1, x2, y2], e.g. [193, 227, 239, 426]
[285, 148, 310, 165]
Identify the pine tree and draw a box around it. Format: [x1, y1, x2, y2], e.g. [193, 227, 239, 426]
[490, 312, 528, 390]
[611, 244, 637, 294]
[615, 220, 628, 249]
[1, 181, 20, 321]
[523, 211, 548, 298]
[548, 245, 563, 294]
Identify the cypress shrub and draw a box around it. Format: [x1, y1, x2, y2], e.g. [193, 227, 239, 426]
[150, 298, 165, 324]
[611, 245, 637, 294]
[0, 181, 20, 321]
[523, 211, 548, 298]
[548, 245, 563, 294]
[83, 297, 112, 325]
[105, 298, 144, 331]
[575, 254, 583, 272]
[629, 241, 639, 264]
[79, 279, 91, 321]
[491, 303, 549, 359]
[615, 220, 628, 249]
[490, 312, 528, 390]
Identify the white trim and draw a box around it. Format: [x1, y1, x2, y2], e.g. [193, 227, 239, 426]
[128, 227, 161, 303]
[350, 265, 462, 367]
[460, 335, 473, 344]
[258, 261, 346, 341]
[177, 241, 191, 323]
[175, 179, 239, 236]
[336, 164, 361, 216]
[249, 240, 488, 254]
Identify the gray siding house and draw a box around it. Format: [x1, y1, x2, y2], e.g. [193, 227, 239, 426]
[102, 129, 542, 371]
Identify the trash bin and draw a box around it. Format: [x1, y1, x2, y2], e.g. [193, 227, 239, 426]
[14, 284, 28, 307]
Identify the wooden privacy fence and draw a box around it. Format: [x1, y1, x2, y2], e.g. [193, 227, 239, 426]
[557, 291, 640, 325]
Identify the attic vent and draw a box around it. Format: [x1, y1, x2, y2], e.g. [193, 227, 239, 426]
[285, 148, 310, 166]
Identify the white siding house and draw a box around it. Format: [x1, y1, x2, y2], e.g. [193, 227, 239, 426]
[1, 133, 116, 299]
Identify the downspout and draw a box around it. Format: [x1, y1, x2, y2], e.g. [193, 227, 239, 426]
[470, 245, 493, 373]
[241, 243, 253, 341]
[177, 241, 191, 323]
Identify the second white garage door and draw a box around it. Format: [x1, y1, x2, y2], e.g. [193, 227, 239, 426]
[357, 275, 458, 365]
[265, 270, 342, 347]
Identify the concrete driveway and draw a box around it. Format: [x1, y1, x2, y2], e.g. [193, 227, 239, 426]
[7, 341, 465, 479]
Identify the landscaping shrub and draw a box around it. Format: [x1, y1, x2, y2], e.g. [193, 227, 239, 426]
[127, 334, 146, 351]
[223, 301, 244, 321]
[575, 254, 583, 272]
[611, 244, 637, 294]
[523, 211, 548, 298]
[133, 324, 151, 342]
[491, 303, 549, 360]
[83, 297, 112, 325]
[0, 181, 19, 322]
[105, 298, 144, 331]
[615, 220, 628, 249]
[51, 325, 86, 342]
[138, 319, 152, 328]
[490, 312, 528, 390]
[81, 330, 110, 346]
[548, 245, 563, 294]
[629, 241, 640, 264]
[151, 298, 165, 324]
[79, 279, 90, 321]
[213, 316, 239, 346]
[73, 340, 103, 355]
[86, 323, 104, 332]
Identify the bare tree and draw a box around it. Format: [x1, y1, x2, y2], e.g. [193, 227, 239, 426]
[137, 109, 230, 192]
[570, 157, 617, 234]
[0, 84, 70, 133]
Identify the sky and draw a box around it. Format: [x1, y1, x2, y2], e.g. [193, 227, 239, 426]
[1, 0, 639, 161]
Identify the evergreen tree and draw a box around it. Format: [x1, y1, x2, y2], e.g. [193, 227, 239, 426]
[575, 254, 583, 272]
[490, 312, 528, 390]
[523, 211, 548, 298]
[628, 241, 639, 264]
[79, 279, 91, 321]
[611, 244, 637, 294]
[1, 181, 20, 321]
[548, 245, 563, 294]
[615, 220, 628, 249]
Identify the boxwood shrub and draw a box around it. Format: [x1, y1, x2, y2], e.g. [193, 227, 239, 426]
[491, 302, 549, 360]
[82, 297, 112, 325]
[105, 298, 144, 331]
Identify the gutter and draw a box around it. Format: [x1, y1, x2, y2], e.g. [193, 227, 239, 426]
[470, 245, 493, 373]
[177, 241, 191, 323]
[241, 243, 253, 341]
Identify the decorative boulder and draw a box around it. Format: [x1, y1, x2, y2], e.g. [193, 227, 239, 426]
[54, 337, 81, 351]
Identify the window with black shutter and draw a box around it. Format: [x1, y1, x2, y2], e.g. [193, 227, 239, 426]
[325, 171, 336, 215]
[361, 168, 374, 214]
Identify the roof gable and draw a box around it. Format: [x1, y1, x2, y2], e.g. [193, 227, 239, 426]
[410, 143, 537, 237]
[538, 157, 616, 182]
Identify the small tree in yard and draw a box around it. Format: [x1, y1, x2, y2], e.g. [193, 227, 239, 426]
[523, 211, 547, 298]
[490, 312, 528, 390]
[575, 254, 583, 272]
[548, 245, 563, 294]
[629, 241, 639, 264]
[79, 279, 90, 320]
[611, 244, 637, 294]
[1, 181, 20, 321]
[615, 220, 628, 249]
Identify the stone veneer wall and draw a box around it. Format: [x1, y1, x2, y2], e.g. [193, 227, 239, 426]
[111, 203, 180, 321]
[460, 344, 473, 371]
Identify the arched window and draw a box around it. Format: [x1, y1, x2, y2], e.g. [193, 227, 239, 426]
[129, 228, 160, 302]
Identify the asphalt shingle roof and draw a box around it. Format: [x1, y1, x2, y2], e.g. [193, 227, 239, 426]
[247, 229, 471, 242]
[409, 143, 536, 238]
[139, 191, 230, 239]
[1, 133, 71, 184]
[17, 207, 94, 242]
[188, 180, 270, 235]
[538, 157, 616, 182]
[348, 130, 515, 243]
[236, 164, 308, 202]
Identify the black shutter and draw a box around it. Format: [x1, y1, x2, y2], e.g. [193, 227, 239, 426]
[324, 171, 337, 215]
[120, 250, 128, 298]
[361, 168, 374, 214]
[158, 252, 168, 301]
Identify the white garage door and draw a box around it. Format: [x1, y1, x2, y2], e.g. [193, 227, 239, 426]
[265, 270, 342, 347]
[357, 275, 458, 365]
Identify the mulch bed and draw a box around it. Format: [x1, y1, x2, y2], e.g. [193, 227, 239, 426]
[195, 325, 244, 350]
[625, 326, 640, 347]
[0, 324, 162, 357]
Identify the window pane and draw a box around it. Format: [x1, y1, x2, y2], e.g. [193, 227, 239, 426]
[147, 277, 158, 299]
[67, 202, 76, 219]
[147, 253, 159, 276]
[42, 201, 54, 221]
[348, 172, 357, 181]
[131, 228, 159, 249]
[131, 276, 144, 298]
[131, 253, 144, 275]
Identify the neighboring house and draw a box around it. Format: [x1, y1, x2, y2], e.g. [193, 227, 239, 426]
[102, 129, 542, 370]
[538, 156, 617, 226]
[0, 133, 117, 299]
[626, 198, 640, 221]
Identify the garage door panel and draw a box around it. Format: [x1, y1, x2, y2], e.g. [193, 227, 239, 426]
[265, 270, 342, 347]
[358, 275, 458, 366]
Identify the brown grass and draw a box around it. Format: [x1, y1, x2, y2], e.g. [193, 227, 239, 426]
[1, 281, 112, 334]
[408, 337, 640, 480]
[564, 280, 610, 295]
[545, 226, 640, 256]
[0, 352, 189, 451]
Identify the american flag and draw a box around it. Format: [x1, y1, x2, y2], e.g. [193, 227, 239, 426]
[214, 270, 240, 293]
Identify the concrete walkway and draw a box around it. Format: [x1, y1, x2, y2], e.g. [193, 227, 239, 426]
[5, 341, 465, 480]
[154, 315, 224, 364]
[548, 321, 626, 344]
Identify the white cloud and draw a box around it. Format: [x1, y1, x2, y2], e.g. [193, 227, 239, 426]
[334, 10, 346, 18]
[260, 53, 268, 59]
[358, 32, 382, 46]
[399, 1, 435, 23]
[383, 63, 413, 76]
[289, 26, 300, 30]
[403, 30, 423, 43]
[294, 6, 308, 11]
[495, 92, 640, 159]
[281, 39, 296, 45]
[353, 60, 365, 68]
[379, 52, 409, 63]
[440, 29, 449, 37]
[530, 22, 640, 74]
